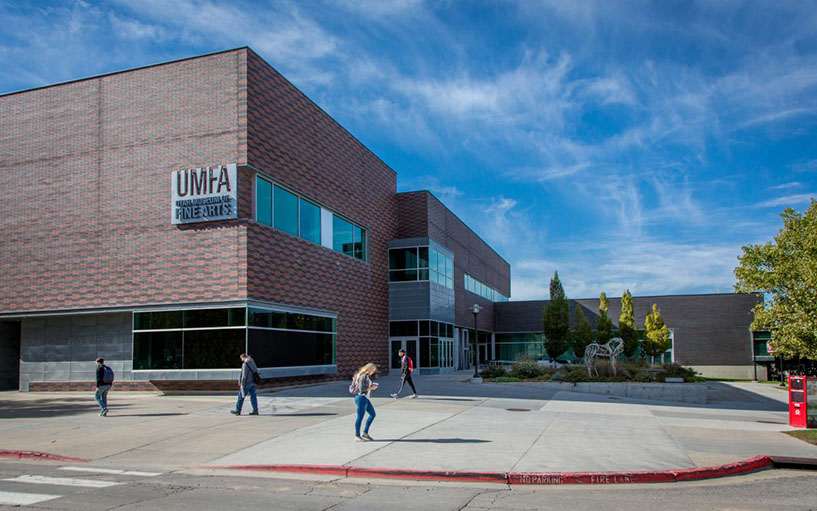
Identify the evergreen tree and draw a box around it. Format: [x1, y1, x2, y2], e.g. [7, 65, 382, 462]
[644, 303, 671, 364]
[619, 289, 639, 357]
[542, 271, 570, 362]
[735, 200, 817, 359]
[596, 292, 613, 344]
[572, 304, 594, 361]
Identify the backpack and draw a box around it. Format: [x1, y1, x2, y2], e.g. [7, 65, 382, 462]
[252, 369, 262, 386]
[348, 375, 359, 395]
[102, 365, 114, 384]
[406, 356, 414, 372]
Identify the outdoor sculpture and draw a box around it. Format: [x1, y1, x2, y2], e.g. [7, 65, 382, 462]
[584, 337, 624, 377]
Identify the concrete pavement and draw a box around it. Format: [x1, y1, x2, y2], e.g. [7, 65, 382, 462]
[1, 371, 815, 478]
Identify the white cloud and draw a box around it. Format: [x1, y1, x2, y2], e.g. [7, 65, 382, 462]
[757, 193, 816, 209]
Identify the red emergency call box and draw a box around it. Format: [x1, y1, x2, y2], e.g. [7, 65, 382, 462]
[789, 375, 816, 428]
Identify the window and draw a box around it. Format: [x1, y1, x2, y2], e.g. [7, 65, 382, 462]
[255, 175, 365, 261]
[133, 306, 336, 370]
[299, 199, 321, 244]
[274, 185, 298, 236]
[256, 177, 272, 226]
[464, 273, 508, 302]
[389, 245, 452, 288]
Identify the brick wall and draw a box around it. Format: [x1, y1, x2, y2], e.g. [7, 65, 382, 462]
[0, 49, 249, 314]
[244, 50, 398, 377]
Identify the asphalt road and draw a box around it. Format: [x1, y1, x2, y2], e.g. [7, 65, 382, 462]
[0, 460, 815, 510]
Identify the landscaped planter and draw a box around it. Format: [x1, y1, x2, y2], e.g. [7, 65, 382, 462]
[492, 380, 707, 404]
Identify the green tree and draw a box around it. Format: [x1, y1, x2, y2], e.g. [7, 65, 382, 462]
[596, 292, 613, 344]
[619, 289, 639, 357]
[734, 200, 817, 359]
[644, 303, 671, 364]
[542, 271, 570, 362]
[572, 305, 594, 361]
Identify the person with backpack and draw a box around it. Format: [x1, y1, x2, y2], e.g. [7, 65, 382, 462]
[351, 363, 378, 442]
[95, 357, 114, 417]
[231, 353, 260, 416]
[390, 349, 418, 399]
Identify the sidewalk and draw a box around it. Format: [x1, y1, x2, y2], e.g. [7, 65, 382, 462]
[1, 372, 814, 476]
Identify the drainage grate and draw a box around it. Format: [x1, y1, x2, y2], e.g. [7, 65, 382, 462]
[506, 408, 531, 412]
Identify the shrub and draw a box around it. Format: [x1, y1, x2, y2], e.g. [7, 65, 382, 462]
[661, 363, 698, 381]
[491, 375, 521, 382]
[511, 360, 548, 379]
[561, 365, 590, 383]
[480, 363, 507, 379]
[632, 372, 656, 382]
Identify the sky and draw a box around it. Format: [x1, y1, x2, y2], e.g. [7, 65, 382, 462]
[2, 1, 816, 301]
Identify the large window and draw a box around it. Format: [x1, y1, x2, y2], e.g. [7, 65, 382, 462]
[464, 273, 508, 302]
[255, 175, 368, 262]
[133, 307, 336, 370]
[389, 246, 453, 288]
[389, 320, 454, 369]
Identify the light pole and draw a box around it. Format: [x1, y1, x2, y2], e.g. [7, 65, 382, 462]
[471, 303, 482, 378]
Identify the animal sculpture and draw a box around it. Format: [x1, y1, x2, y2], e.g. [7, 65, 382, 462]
[583, 337, 624, 377]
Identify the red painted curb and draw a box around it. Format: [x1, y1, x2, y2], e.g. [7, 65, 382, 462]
[206, 455, 779, 485]
[347, 466, 508, 483]
[0, 449, 89, 463]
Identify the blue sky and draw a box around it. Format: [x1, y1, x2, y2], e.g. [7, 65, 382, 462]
[2, 1, 816, 301]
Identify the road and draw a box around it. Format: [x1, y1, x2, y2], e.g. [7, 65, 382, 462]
[0, 460, 815, 510]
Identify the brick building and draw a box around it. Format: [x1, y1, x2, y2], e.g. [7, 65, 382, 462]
[0, 48, 765, 391]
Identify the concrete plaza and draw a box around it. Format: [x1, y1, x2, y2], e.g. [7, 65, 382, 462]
[0, 372, 814, 477]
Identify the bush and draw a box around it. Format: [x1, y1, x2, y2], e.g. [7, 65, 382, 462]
[661, 363, 698, 381]
[510, 360, 548, 379]
[491, 375, 522, 382]
[561, 365, 590, 383]
[480, 363, 507, 379]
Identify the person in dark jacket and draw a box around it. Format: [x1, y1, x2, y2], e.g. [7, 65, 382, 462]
[390, 349, 418, 399]
[95, 357, 113, 417]
[231, 353, 259, 416]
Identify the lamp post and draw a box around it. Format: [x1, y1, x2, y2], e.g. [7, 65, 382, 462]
[471, 303, 482, 378]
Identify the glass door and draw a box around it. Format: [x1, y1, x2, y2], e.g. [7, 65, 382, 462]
[391, 338, 419, 370]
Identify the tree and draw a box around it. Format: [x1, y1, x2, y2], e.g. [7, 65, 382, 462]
[734, 200, 817, 359]
[542, 271, 570, 362]
[596, 292, 613, 344]
[619, 289, 639, 357]
[644, 303, 671, 364]
[572, 305, 594, 361]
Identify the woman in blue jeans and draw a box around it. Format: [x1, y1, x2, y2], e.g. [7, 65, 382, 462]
[353, 363, 378, 442]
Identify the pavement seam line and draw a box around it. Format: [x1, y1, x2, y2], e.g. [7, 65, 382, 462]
[506, 410, 560, 473]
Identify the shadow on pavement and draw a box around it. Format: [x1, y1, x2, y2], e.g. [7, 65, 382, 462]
[108, 412, 188, 417]
[373, 438, 491, 444]
[267, 413, 338, 417]
[0, 398, 135, 419]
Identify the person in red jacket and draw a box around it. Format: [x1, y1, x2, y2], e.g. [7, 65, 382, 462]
[390, 349, 418, 399]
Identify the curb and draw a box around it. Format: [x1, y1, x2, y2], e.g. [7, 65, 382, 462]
[0, 449, 89, 463]
[206, 455, 817, 485]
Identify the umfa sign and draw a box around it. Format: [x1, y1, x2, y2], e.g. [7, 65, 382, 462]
[171, 164, 238, 224]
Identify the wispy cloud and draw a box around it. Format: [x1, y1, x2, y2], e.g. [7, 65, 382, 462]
[757, 193, 816, 208]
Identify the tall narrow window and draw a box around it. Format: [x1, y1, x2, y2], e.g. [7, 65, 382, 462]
[256, 177, 272, 226]
[299, 199, 321, 244]
[274, 185, 298, 236]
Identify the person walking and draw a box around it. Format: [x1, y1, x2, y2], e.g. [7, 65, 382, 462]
[390, 349, 418, 399]
[94, 357, 114, 417]
[231, 353, 259, 416]
[352, 363, 378, 442]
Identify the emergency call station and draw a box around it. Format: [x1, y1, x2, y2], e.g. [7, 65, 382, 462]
[789, 375, 817, 428]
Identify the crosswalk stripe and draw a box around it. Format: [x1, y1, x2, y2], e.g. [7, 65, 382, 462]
[3, 475, 123, 488]
[59, 467, 161, 477]
[121, 470, 161, 477]
[59, 466, 123, 475]
[0, 490, 62, 506]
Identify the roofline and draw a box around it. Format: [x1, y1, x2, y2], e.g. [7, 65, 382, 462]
[501, 291, 762, 304]
[397, 189, 510, 267]
[0, 47, 249, 98]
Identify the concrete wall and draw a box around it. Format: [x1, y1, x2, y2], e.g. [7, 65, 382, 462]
[19, 313, 131, 391]
[0, 321, 20, 389]
[690, 365, 764, 380]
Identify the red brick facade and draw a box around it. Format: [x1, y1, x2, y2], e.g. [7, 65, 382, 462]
[1, 48, 397, 387]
